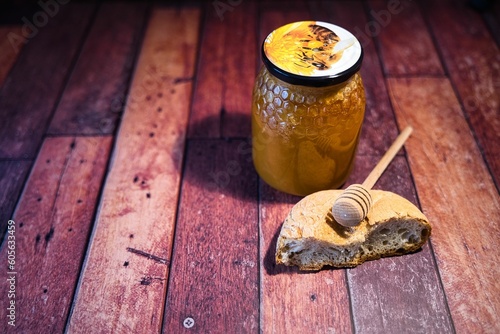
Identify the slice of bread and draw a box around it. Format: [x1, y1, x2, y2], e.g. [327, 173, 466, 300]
[275, 189, 431, 270]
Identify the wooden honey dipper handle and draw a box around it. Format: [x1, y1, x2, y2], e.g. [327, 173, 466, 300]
[332, 126, 413, 227]
[361, 126, 413, 189]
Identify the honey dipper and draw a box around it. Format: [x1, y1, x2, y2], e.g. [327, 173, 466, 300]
[332, 126, 413, 227]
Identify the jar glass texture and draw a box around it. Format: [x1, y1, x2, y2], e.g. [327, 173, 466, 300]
[252, 61, 366, 196]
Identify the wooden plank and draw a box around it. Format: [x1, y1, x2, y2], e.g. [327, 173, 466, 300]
[0, 26, 24, 87]
[0, 136, 112, 333]
[423, 0, 500, 187]
[345, 156, 455, 334]
[0, 160, 30, 239]
[67, 8, 200, 333]
[310, 0, 400, 156]
[188, 1, 305, 139]
[258, 7, 353, 334]
[0, 4, 95, 159]
[187, 1, 256, 139]
[163, 139, 259, 333]
[367, 0, 444, 76]
[188, 3, 225, 138]
[48, 2, 148, 135]
[260, 182, 353, 334]
[221, 1, 257, 138]
[387, 77, 500, 333]
[310, 2, 455, 332]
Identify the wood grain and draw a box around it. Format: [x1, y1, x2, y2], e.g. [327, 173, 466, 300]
[258, 7, 352, 334]
[0, 1, 497, 332]
[164, 139, 259, 333]
[48, 2, 148, 135]
[367, 0, 444, 76]
[67, 7, 200, 333]
[0, 25, 24, 87]
[188, 2, 225, 138]
[221, 1, 257, 138]
[310, 2, 454, 332]
[388, 77, 500, 333]
[423, 0, 500, 188]
[310, 0, 400, 156]
[0, 161, 30, 239]
[0, 136, 112, 333]
[345, 156, 455, 334]
[0, 4, 95, 159]
[260, 182, 353, 334]
[188, 1, 257, 139]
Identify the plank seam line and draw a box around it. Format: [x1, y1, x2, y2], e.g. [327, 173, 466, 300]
[219, 9, 228, 139]
[185, 1, 210, 139]
[41, 3, 100, 150]
[417, 2, 499, 194]
[402, 128, 458, 334]
[255, 5, 263, 332]
[62, 3, 152, 331]
[45, 138, 75, 247]
[63, 137, 115, 333]
[107, 2, 153, 140]
[360, 0, 401, 151]
[361, 0, 391, 80]
[0, 3, 100, 248]
[162, 133, 191, 333]
[162, 6, 204, 331]
[0, 162, 32, 249]
[60, 6, 106, 330]
[345, 269, 357, 334]
[379, 8, 458, 329]
[425, 239, 458, 334]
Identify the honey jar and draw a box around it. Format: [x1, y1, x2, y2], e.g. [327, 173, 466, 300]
[252, 21, 366, 196]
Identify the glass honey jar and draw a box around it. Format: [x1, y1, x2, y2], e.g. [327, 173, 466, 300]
[252, 21, 366, 196]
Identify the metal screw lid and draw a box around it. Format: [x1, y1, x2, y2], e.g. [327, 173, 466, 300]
[262, 21, 363, 87]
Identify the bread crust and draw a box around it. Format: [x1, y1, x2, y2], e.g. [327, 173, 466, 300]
[275, 190, 432, 270]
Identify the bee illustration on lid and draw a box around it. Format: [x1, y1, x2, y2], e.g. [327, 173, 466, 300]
[264, 21, 355, 76]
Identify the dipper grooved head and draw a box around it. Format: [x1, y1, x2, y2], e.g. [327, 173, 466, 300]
[332, 184, 372, 227]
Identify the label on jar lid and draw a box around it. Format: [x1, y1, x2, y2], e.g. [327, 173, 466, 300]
[262, 21, 363, 86]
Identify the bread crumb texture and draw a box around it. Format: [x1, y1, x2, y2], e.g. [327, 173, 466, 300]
[275, 190, 431, 270]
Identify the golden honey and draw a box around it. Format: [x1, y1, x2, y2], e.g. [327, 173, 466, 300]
[252, 21, 366, 196]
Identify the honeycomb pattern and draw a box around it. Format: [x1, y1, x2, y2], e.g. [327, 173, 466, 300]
[252, 67, 366, 196]
[253, 67, 365, 141]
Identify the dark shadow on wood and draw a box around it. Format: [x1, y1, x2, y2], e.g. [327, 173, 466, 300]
[180, 112, 296, 203]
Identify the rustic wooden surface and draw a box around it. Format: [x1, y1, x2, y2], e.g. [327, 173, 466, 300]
[48, 2, 148, 135]
[0, 3, 95, 159]
[0, 1, 498, 333]
[68, 7, 199, 333]
[0, 26, 24, 86]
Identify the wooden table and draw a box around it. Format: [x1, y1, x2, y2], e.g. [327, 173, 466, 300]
[0, 0, 499, 333]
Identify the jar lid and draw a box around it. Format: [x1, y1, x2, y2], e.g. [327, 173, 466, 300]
[262, 21, 363, 87]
